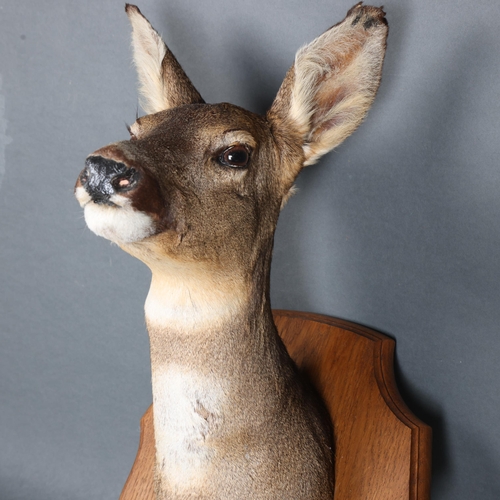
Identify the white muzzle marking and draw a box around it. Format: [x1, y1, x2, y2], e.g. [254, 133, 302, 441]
[76, 188, 155, 244]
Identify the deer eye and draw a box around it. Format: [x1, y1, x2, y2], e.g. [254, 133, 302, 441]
[218, 145, 251, 168]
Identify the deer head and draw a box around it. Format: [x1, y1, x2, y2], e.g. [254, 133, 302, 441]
[75, 3, 387, 498]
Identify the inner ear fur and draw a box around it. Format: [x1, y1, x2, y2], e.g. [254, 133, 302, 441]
[268, 3, 388, 175]
[125, 4, 204, 115]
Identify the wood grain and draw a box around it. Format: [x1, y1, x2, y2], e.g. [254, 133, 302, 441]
[120, 311, 431, 500]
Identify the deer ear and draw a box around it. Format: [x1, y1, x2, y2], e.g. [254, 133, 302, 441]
[268, 3, 388, 171]
[125, 4, 204, 114]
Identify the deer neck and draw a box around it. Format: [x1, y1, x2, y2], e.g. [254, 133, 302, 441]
[145, 265, 248, 337]
[139, 249, 290, 493]
[136, 233, 283, 367]
[133, 230, 275, 342]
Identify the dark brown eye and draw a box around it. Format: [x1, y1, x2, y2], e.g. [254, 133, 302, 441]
[218, 145, 251, 168]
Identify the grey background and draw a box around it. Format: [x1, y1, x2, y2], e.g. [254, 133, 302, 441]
[1, 0, 499, 498]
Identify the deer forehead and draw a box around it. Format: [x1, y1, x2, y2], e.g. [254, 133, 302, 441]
[129, 103, 264, 149]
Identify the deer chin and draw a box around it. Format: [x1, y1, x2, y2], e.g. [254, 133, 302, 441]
[81, 192, 156, 245]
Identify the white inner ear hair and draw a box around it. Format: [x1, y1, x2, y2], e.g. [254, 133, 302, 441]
[128, 6, 168, 115]
[289, 16, 386, 165]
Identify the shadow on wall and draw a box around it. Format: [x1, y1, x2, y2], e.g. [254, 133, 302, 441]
[394, 356, 449, 494]
[383, 25, 500, 500]
[269, 3, 499, 499]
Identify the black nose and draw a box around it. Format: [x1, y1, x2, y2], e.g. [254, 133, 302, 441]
[80, 156, 140, 205]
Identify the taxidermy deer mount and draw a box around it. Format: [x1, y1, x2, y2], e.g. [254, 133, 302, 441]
[75, 3, 388, 499]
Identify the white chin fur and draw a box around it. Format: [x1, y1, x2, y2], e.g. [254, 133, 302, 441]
[84, 200, 155, 244]
[75, 186, 91, 206]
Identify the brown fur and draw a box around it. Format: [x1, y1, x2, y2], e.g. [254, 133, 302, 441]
[75, 4, 388, 499]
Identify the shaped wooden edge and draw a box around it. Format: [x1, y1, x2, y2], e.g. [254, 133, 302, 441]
[120, 310, 432, 500]
[273, 310, 432, 499]
[120, 405, 155, 500]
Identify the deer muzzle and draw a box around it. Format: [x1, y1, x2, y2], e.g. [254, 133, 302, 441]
[78, 156, 140, 206]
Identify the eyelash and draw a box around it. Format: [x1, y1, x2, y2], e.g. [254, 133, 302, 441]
[126, 123, 137, 141]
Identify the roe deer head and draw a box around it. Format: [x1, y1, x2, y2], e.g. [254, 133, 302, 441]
[75, 3, 387, 499]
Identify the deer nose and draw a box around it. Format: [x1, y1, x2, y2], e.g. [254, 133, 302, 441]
[80, 156, 140, 205]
